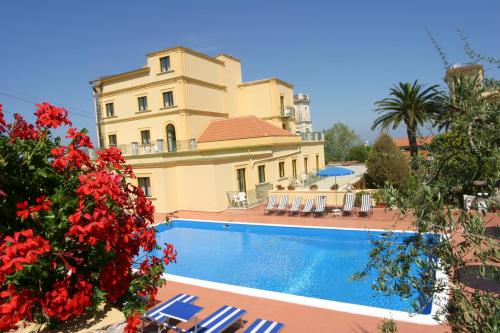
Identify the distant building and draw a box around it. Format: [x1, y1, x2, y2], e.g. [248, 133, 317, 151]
[293, 93, 313, 134]
[445, 63, 499, 101]
[393, 136, 433, 158]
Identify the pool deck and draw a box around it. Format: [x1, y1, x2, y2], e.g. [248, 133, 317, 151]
[151, 206, 499, 333]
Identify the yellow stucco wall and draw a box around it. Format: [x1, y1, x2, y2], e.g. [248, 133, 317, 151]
[127, 140, 324, 212]
[92, 46, 325, 213]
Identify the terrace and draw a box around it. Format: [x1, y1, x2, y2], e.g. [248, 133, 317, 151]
[145, 206, 500, 333]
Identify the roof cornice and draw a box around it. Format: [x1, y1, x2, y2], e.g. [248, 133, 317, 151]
[238, 77, 293, 89]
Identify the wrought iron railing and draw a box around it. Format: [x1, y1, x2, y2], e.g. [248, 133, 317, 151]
[300, 131, 324, 141]
[227, 182, 273, 208]
[102, 138, 197, 156]
[301, 172, 321, 187]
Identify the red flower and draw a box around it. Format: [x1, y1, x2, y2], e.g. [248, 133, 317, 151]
[96, 146, 126, 170]
[66, 128, 93, 149]
[42, 277, 93, 321]
[8, 114, 38, 142]
[32, 195, 52, 212]
[124, 313, 141, 333]
[34, 102, 72, 129]
[0, 286, 37, 331]
[0, 104, 6, 131]
[99, 255, 132, 302]
[15, 201, 29, 219]
[0, 229, 51, 274]
[162, 243, 177, 265]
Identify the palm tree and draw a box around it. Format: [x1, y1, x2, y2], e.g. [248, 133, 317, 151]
[372, 81, 444, 161]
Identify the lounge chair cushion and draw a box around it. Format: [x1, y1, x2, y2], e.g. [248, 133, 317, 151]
[244, 319, 284, 333]
[145, 293, 197, 323]
[189, 305, 246, 333]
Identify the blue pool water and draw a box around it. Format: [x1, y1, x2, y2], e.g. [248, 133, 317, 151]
[150, 219, 434, 314]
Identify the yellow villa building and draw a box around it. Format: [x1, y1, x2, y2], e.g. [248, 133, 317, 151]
[90, 46, 325, 213]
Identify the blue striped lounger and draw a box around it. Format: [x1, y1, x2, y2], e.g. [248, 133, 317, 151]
[243, 319, 284, 333]
[188, 305, 246, 333]
[145, 293, 198, 323]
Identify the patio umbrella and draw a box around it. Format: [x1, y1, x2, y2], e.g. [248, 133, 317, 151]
[316, 166, 355, 208]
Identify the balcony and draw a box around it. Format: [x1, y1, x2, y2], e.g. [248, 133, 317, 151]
[107, 139, 197, 156]
[227, 182, 273, 209]
[280, 106, 295, 118]
[300, 131, 324, 141]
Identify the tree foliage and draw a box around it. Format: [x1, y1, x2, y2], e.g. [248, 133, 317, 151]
[324, 122, 362, 162]
[354, 52, 500, 332]
[348, 144, 370, 162]
[365, 133, 409, 189]
[372, 81, 444, 163]
[0, 103, 176, 332]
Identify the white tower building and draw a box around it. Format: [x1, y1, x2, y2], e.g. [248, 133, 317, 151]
[293, 93, 313, 134]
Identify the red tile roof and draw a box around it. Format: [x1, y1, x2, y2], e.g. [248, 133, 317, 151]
[393, 136, 434, 148]
[197, 116, 295, 143]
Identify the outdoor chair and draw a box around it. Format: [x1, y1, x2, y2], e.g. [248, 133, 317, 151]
[264, 195, 277, 214]
[243, 319, 284, 333]
[342, 192, 355, 215]
[142, 293, 198, 331]
[187, 305, 246, 333]
[275, 195, 289, 214]
[358, 194, 373, 216]
[288, 197, 302, 215]
[301, 198, 314, 215]
[234, 192, 247, 208]
[313, 195, 327, 216]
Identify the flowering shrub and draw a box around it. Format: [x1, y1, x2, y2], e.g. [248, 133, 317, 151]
[0, 103, 176, 332]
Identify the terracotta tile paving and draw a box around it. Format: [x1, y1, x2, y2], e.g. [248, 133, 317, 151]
[151, 206, 499, 333]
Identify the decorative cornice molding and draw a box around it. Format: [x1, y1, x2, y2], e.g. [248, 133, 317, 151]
[146, 46, 225, 65]
[100, 75, 226, 97]
[99, 108, 228, 125]
[93, 67, 150, 84]
[238, 77, 294, 89]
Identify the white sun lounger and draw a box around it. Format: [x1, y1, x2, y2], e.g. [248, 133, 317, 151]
[301, 198, 314, 215]
[264, 195, 277, 214]
[288, 197, 302, 214]
[313, 195, 327, 216]
[187, 305, 246, 333]
[342, 192, 355, 215]
[275, 195, 289, 214]
[359, 194, 373, 216]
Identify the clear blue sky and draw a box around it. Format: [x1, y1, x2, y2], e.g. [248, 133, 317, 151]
[1, 0, 499, 143]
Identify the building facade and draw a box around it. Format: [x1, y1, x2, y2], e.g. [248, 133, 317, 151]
[90, 46, 325, 213]
[293, 93, 313, 134]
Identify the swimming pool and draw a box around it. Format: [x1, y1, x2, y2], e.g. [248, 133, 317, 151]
[149, 219, 443, 324]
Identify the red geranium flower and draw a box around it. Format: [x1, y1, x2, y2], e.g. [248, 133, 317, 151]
[124, 313, 141, 333]
[34, 102, 72, 129]
[15, 201, 29, 219]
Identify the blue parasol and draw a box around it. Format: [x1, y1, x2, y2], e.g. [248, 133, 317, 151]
[316, 166, 355, 208]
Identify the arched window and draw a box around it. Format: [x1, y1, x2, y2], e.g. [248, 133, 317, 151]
[166, 124, 177, 152]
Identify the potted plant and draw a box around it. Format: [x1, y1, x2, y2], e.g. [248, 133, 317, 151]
[330, 183, 339, 191]
[287, 183, 295, 190]
[309, 184, 318, 191]
[355, 190, 369, 206]
[276, 184, 284, 191]
[374, 190, 386, 208]
[487, 197, 499, 212]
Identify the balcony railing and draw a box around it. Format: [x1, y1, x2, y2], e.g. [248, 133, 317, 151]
[227, 182, 273, 209]
[104, 139, 197, 156]
[300, 131, 324, 141]
[280, 106, 295, 117]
